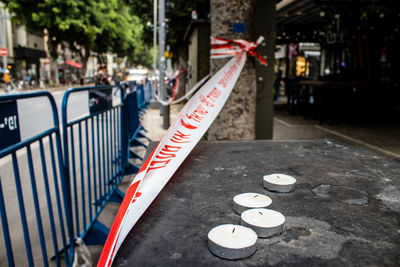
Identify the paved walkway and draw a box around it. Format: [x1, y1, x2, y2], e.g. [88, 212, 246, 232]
[139, 100, 400, 161]
[273, 103, 400, 160]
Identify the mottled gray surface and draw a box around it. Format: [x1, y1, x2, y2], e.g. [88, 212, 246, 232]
[114, 140, 400, 266]
[207, 0, 257, 140]
[312, 184, 370, 205]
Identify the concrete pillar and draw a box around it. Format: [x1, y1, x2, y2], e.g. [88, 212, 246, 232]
[207, 0, 257, 140]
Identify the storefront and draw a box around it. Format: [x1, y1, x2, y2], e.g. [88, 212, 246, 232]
[275, 0, 400, 121]
[14, 45, 46, 85]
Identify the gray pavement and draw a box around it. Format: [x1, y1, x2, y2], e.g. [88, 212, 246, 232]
[273, 103, 400, 160]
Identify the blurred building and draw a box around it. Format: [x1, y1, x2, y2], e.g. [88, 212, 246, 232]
[1, 4, 47, 86]
[13, 25, 47, 83]
[275, 0, 400, 122]
[184, 19, 210, 90]
[0, 4, 120, 87]
[0, 6, 14, 76]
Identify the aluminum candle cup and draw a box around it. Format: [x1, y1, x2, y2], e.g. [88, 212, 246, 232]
[241, 208, 285, 238]
[207, 224, 258, 260]
[233, 193, 272, 214]
[263, 173, 296, 193]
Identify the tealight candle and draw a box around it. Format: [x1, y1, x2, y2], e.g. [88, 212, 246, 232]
[241, 208, 285, 238]
[207, 224, 258, 260]
[233, 193, 272, 214]
[263, 173, 296, 193]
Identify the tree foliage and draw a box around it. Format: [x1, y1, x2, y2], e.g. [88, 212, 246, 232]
[127, 0, 210, 55]
[1, 0, 152, 68]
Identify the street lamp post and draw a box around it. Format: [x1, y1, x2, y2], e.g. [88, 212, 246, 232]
[0, 13, 10, 74]
[158, 0, 170, 129]
[153, 0, 157, 73]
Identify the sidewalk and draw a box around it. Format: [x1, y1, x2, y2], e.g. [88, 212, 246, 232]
[273, 103, 400, 160]
[140, 99, 400, 161]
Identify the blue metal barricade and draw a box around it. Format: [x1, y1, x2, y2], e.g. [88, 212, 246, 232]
[143, 81, 152, 106]
[127, 82, 151, 140]
[144, 80, 154, 107]
[61, 85, 126, 246]
[0, 83, 153, 265]
[136, 84, 146, 112]
[0, 92, 74, 267]
[120, 90, 141, 175]
[120, 80, 153, 175]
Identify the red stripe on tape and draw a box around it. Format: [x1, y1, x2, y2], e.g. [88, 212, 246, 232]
[97, 180, 141, 267]
[211, 44, 237, 49]
[211, 52, 240, 57]
[97, 143, 160, 266]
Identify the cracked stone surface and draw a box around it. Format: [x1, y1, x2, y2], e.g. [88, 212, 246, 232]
[259, 216, 347, 265]
[312, 184, 370, 205]
[376, 185, 400, 212]
[114, 140, 400, 266]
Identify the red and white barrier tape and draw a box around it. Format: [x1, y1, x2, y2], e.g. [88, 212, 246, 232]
[97, 36, 266, 267]
[211, 36, 267, 65]
[156, 69, 190, 105]
[169, 69, 187, 101]
[155, 74, 210, 106]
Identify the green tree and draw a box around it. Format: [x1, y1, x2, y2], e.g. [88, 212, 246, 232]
[2, 0, 152, 80]
[127, 0, 210, 58]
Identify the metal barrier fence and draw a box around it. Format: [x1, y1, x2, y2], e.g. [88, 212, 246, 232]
[61, 85, 126, 246]
[136, 84, 146, 111]
[0, 92, 74, 267]
[121, 88, 143, 175]
[125, 80, 152, 110]
[0, 82, 153, 266]
[121, 82, 152, 176]
[144, 81, 153, 105]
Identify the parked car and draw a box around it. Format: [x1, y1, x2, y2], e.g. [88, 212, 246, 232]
[125, 69, 149, 84]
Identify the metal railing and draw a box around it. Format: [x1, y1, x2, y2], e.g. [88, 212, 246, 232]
[0, 82, 153, 266]
[0, 92, 74, 267]
[122, 89, 142, 175]
[61, 85, 126, 246]
[122, 82, 152, 174]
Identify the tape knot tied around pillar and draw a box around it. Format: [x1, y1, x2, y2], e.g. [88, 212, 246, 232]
[210, 36, 267, 66]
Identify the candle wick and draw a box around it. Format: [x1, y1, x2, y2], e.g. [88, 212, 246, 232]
[254, 195, 259, 198]
[232, 228, 236, 233]
[277, 175, 280, 178]
[258, 212, 263, 215]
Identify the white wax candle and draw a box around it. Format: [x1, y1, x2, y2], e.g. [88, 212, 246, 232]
[263, 173, 296, 193]
[241, 208, 285, 238]
[233, 193, 272, 214]
[207, 224, 258, 260]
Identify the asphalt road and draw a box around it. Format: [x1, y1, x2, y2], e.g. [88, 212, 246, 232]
[19, 90, 88, 139]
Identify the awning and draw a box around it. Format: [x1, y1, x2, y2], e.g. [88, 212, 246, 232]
[65, 60, 82, 69]
[15, 46, 47, 59]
